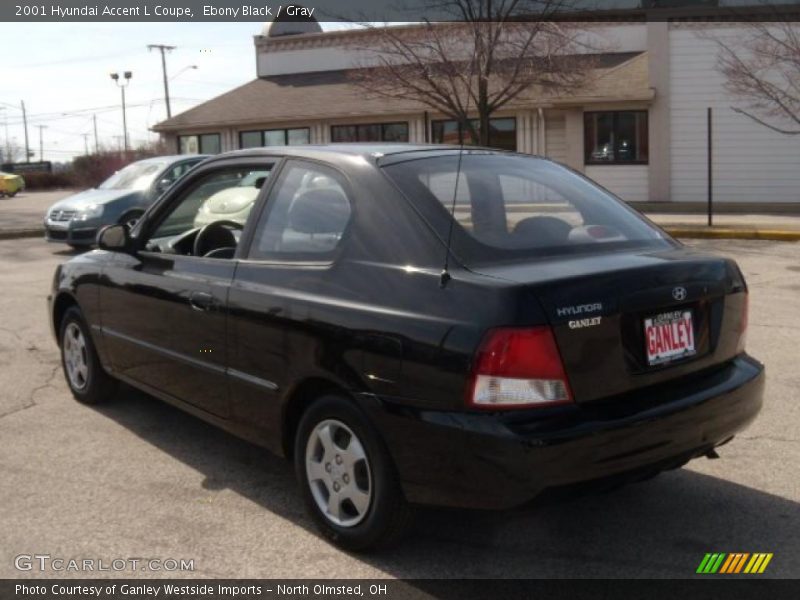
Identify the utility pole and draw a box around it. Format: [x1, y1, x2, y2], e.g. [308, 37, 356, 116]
[82, 134, 89, 155]
[707, 107, 713, 227]
[148, 44, 176, 118]
[93, 114, 98, 154]
[36, 125, 47, 161]
[0, 107, 7, 162]
[110, 71, 133, 153]
[21, 100, 30, 163]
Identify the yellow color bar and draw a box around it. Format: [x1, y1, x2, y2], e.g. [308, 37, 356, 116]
[758, 553, 773, 574]
[744, 555, 758, 574]
[748, 553, 769, 573]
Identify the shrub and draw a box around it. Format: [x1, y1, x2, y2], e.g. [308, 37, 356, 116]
[20, 141, 172, 191]
[22, 171, 75, 190]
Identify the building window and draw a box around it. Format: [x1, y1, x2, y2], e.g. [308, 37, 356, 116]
[584, 111, 648, 165]
[238, 128, 310, 148]
[239, 131, 262, 149]
[431, 117, 517, 151]
[330, 122, 409, 143]
[178, 133, 221, 155]
[287, 128, 309, 145]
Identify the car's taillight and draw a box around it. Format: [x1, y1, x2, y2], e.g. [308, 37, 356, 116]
[467, 326, 573, 409]
[736, 292, 749, 354]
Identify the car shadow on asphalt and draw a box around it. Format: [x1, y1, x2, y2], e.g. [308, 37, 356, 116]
[94, 384, 800, 579]
[51, 248, 86, 257]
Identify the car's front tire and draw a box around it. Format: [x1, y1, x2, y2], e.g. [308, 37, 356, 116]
[118, 209, 144, 231]
[295, 395, 413, 551]
[59, 306, 117, 404]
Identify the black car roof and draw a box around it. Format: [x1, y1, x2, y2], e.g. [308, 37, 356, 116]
[206, 143, 511, 167]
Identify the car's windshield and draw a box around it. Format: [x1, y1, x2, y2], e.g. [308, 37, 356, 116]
[382, 153, 670, 263]
[98, 161, 166, 191]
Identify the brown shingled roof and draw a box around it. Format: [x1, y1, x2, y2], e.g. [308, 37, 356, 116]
[152, 52, 650, 132]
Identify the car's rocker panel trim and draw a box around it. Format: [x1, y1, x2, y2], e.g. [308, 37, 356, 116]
[100, 326, 279, 392]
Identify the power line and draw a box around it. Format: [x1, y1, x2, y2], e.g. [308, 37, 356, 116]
[13, 48, 142, 69]
[4, 98, 204, 127]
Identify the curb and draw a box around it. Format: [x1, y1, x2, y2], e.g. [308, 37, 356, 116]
[0, 228, 43, 241]
[663, 227, 800, 242]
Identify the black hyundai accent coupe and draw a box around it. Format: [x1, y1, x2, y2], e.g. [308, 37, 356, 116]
[48, 145, 763, 550]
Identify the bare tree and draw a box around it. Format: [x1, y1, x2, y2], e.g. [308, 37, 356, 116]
[349, 0, 599, 146]
[0, 139, 24, 164]
[713, 20, 800, 135]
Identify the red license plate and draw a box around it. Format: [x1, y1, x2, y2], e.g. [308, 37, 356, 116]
[644, 310, 696, 366]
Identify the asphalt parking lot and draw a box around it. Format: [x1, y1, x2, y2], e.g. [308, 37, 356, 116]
[0, 190, 69, 232]
[0, 233, 798, 579]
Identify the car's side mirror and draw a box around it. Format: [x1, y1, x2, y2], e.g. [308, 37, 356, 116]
[97, 224, 132, 253]
[155, 178, 173, 194]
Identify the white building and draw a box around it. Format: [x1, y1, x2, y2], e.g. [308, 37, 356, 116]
[153, 13, 800, 205]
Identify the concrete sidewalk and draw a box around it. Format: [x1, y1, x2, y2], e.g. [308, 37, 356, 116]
[645, 213, 800, 241]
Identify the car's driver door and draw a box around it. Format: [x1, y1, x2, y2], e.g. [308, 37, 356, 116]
[99, 159, 274, 418]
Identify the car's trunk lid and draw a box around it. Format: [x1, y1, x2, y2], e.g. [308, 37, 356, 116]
[471, 246, 747, 403]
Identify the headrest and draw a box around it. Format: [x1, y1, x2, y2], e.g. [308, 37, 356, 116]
[513, 216, 572, 245]
[288, 188, 350, 235]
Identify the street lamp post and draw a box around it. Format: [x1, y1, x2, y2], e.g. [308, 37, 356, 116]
[110, 71, 133, 153]
[171, 64, 198, 81]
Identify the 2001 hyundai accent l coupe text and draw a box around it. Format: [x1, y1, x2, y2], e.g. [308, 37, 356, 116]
[48, 145, 764, 550]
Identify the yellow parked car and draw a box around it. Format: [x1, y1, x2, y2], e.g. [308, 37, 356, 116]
[0, 171, 25, 197]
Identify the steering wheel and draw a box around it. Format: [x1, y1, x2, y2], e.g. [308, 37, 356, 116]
[193, 220, 244, 258]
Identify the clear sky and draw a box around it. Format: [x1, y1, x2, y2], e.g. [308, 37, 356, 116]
[0, 22, 354, 163]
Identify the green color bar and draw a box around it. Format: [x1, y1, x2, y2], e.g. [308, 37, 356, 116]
[697, 554, 713, 574]
[710, 553, 727, 573]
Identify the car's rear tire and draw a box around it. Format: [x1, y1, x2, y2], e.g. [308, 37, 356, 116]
[59, 306, 117, 404]
[295, 395, 413, 551]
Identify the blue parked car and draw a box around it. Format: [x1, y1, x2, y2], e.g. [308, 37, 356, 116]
[44, 155, 206, 248]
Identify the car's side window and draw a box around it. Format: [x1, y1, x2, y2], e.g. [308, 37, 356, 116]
[145, 166, 272, 251]
[248, 162, 352, 260]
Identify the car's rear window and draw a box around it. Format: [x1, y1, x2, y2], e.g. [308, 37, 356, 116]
[382, 153, 670, 263]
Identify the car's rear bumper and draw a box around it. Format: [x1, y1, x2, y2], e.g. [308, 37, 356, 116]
[365, 354, 764, 510]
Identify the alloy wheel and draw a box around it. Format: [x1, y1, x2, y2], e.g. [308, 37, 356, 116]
[305, 419, 372, 527]
[63, 322, 89, 391]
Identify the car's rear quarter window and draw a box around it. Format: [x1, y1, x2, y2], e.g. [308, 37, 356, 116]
[382, 153, 669, 263]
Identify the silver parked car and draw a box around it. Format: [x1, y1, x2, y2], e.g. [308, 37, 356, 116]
[44, 155, 206, 248]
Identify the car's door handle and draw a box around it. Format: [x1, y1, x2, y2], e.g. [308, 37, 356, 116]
[189, 291, 215, 311]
